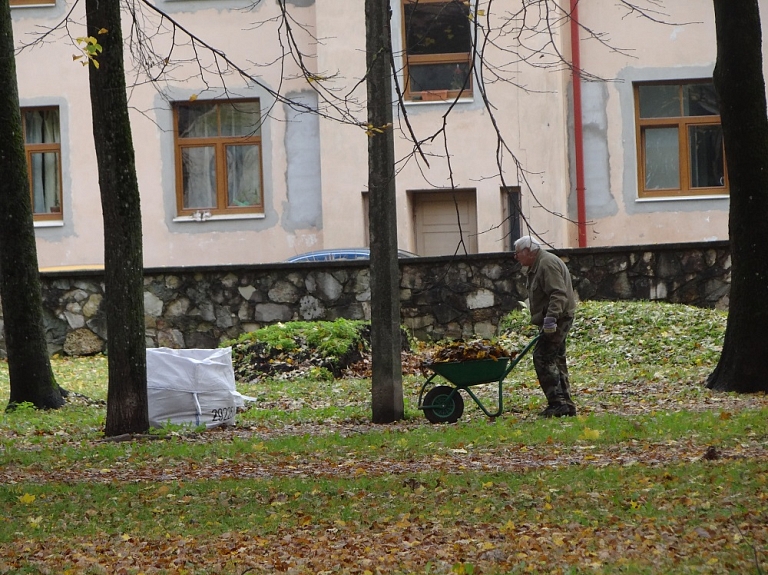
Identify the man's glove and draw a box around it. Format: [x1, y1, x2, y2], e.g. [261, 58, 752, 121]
[543, 316, 557, 334]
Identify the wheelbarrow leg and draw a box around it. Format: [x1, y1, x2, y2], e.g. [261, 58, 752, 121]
[461, 377, 504, 418]
[417, 374, 438, 409]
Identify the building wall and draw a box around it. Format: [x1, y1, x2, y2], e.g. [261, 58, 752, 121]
[573, 1, 736, 246]
[10, 1, 763, 269]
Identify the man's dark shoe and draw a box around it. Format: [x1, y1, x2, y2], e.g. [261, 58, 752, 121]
[539, 403, 576, 418]
[538, 404, 556, 418]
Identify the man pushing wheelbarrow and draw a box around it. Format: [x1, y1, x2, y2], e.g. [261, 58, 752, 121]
[418, 235, 578, 423]
[513, 236, 577, 418]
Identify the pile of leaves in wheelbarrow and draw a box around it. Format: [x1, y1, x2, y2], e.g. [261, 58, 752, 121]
[420, 338, 516, 368]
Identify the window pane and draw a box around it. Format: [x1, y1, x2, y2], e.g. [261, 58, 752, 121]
[220, 101, 261, 137]
[24, 109, 60, 144]
[404, 1, 471, 56]
[178, 103, 218, 138]
[227, 144, 261, 207]
[409, 62, 470, 93]
[181, 146, 217, 208]
[644, 127, 680, 189]
[689, 125, 725, 188]
[683, 83, 719, 116]
[30, 152, 61, 214]
[638, 84, 681, 118]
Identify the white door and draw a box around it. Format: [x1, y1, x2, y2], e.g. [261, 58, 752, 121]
[413, 190, 478, 256]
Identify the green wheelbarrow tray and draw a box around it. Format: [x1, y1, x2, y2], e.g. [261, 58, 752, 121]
[418, 334, 540, 423]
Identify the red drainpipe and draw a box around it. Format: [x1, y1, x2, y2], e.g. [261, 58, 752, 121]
[570, 0, 588, 247]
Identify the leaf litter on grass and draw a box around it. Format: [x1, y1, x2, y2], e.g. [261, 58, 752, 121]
[1, 301, 768, 574]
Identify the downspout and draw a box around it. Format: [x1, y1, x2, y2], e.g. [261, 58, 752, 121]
[570, 0, 588, 247]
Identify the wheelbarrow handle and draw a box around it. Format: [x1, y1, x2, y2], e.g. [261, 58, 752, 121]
[503, 334, 540, 378]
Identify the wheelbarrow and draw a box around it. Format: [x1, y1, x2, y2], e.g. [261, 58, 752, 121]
[417, 335, 540, 423]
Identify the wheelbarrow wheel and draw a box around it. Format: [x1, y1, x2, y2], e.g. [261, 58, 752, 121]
[423, 385, 464, 424]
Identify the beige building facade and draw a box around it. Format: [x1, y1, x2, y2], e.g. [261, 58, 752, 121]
[11, 0, 745, 269]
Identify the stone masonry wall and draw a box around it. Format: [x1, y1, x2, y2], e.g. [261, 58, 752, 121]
[0, 241, 730, 356]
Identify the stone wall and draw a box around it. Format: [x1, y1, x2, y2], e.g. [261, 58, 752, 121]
[0, 241, 731, 356]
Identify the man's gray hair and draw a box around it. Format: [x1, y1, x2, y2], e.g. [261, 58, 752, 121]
[513, 236, 541, 252]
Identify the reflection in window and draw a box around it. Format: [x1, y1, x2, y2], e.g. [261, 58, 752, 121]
[226, 144, 261, 207]
[181, 147, 217, 209]
[689, 125, 724, 188]
[174, 100, 264, 216]
[644, 128, 679, 190]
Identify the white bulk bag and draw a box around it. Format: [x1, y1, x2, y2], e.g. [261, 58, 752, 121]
[146, 347, 243, 428]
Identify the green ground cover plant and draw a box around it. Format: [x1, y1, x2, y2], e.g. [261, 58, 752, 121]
[224, 319, 372, 380]
[0, 301, 766, 574]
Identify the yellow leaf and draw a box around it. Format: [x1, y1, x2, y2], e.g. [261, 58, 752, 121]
[482, 481, 493, 489]
[73, 54, 83, 61]
[28, 516, 43, 527]
[189, 94, 198, 101]
[121, 533, 131, 541]
[92, 60, 100, 69]
[98, 28, 108, 34]
[544, 502, 553, 510]
[580, 427, 601, 440]
[18, 493, 36, 504]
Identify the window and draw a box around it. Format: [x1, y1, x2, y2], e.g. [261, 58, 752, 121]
[10, 0, 56, 6]
[402, 0, 472, 101]
[22, 107, 62, 221]
[173, 99, 264, 217]
[501, 186, 521, 250]
[635, 80, 727, 198]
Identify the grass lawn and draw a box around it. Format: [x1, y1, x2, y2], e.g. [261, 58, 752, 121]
[0, 301, 766, 574]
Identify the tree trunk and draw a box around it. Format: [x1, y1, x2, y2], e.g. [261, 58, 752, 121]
[707, 0, 768, 393]
[0, 0, 64, 410]
[86, 0, 149, 433]
[365, 0, 404, 422]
